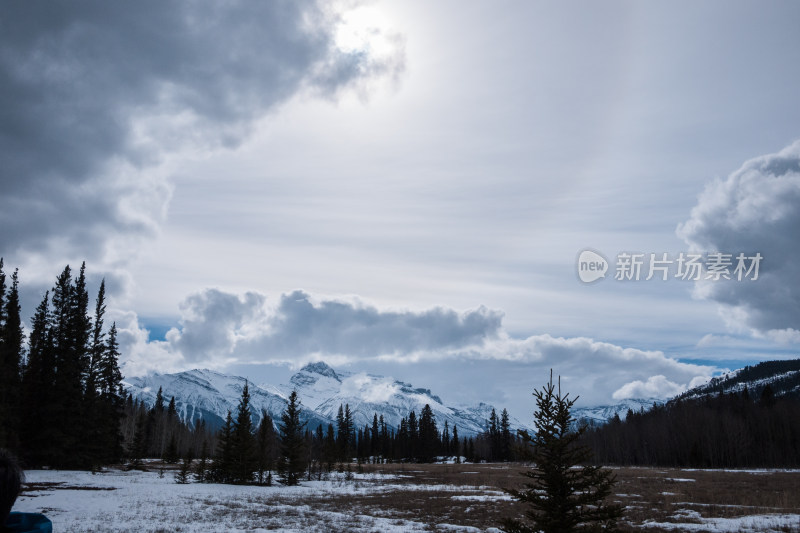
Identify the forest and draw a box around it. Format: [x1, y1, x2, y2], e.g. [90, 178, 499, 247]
[583, 382, 800, 468]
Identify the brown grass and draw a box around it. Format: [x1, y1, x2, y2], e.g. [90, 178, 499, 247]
[313, 462, 800, 531]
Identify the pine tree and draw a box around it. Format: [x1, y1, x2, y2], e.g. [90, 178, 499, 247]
[407, 410, 419, 461]
[0, 268, 24, 451]
[195, 440, 209, 482]
[154, 387, 165, 413]
[501, 370, 622, 533]
[230, 382, 256, 484]
[255, 410, 276, 485]
[98, 322, 124, 462]
[323, 423, 336, 472]
[212, 411, 234, 483]
[500, 408, 512, 461]
[20, 292, 57, 467]
[167, 396, 178, 420]
[418, 404, 439, 463]
[277, 391, 306, 485]
[129, 410, 148, 470]
[164, 433, 179, 464]
[175, 449, 193, 484]
[452, 425, 460, 463]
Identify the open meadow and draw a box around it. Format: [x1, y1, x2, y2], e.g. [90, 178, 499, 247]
[13, 462, 800, 532]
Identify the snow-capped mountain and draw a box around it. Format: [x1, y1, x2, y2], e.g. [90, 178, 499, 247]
[572, 398, 662, 426]
[279, 361, 527, 435]
[124, 362, 525, 436]
[123, 368, 332, 431]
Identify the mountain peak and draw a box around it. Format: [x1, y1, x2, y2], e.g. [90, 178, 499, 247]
[299, 361, 339, 381]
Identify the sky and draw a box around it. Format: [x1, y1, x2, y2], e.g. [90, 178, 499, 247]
[2, 0, 800, 420]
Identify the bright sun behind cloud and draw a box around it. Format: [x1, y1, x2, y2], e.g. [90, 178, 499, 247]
[335, 3, 397, 57]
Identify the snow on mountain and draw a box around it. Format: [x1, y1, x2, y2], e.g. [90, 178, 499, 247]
[572, 398, 662, 426]
[282, 362, 526, 436]
[675, 359, 800, 401]
[123, 368, 332, 431]
[125, 362, 526, 436]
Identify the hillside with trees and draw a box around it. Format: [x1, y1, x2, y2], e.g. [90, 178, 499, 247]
[583, 360, 800, 468]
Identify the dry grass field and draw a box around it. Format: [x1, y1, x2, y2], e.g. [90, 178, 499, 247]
[327, 462, 800, 531]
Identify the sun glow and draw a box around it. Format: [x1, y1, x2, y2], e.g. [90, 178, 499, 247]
[335, 3, 397, 58]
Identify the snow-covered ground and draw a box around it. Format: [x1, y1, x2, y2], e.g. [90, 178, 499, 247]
[13, 466, 800, 532]
[13, 468, 504, 532]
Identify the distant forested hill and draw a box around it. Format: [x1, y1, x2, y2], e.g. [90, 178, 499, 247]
[583, 359, 800, 468]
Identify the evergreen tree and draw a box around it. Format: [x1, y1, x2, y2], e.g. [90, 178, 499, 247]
[277, 391, 306, 485]
[502, 371, 622, 533]
[164, 433, 179, 464]
[212, 411, 234, 483]
[407, 410, 419, 461]
[195, 440, 209, 482]
[175, 449, 193, 484]
[98, 322, 124, 462]
[20, 292, 57, 466]
[167, 396, 178, 420]
[452, 425, 460, 463]
[0, 268, 24, 451]
[255, 410, 277, 484]
[371, 413, 380, 458]
[323, 424, 336, 472]
[500, 408, 513, 461]
[418, 404, 439, 462]
[230, 382, 257, 484]
[129, 410, 148, 470]
[154, 387, 165, 413]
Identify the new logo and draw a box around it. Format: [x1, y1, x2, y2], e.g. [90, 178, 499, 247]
[577, 249, 608, 283]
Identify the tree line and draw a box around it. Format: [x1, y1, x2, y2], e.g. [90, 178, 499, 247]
[0, 260, 124, 469]
[123, 381, 523, 486]
[582, 386, 800, 468]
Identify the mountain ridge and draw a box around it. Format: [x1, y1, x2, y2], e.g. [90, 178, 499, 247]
[124, 362, 527, 436]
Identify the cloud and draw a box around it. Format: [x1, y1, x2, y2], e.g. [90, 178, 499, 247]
[0, 1, 403, 268]
[678, 141, 800, 343]
[118, 287, 714, 404]
[166, 289, 269, 363]
[612, 375, 686, 400]
[248, 290, 504, 359]
[157, 288, 503, 365]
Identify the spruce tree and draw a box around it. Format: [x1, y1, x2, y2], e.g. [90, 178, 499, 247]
[255, 410, 276, 485]
[195, 440, 209, 482]
[501, 371, 622, 533]
[164, 433, 179, 464]
[129, 410, 148, 470]
[500, 408, 512, 461]
[212, 411, 234, 483]
[452, 425, 460, 463]
[0, 268, 23, 451]
[154, 387, 165, 413]
[21, 292, 57, 467]
[418, 404, 438, 462]
[230, 382, 257, 484]
[277, 390, 306, 485]
[175, 449, 193, 484]
[98, 322, 124, 462]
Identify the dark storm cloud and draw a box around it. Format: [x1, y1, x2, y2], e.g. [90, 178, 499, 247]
[0, 0, 403, 260]
[678, 141, 800, 340]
